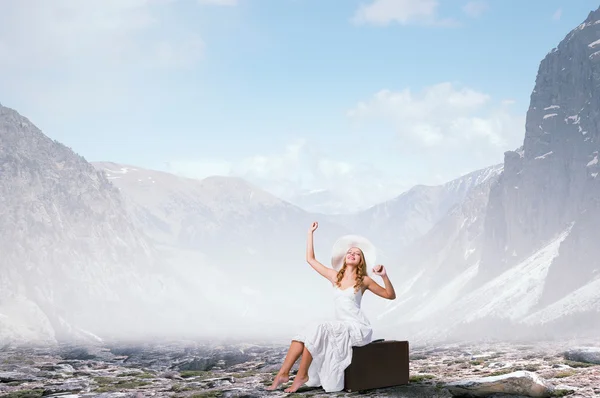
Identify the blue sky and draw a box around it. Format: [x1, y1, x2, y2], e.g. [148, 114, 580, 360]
[1, 0, 599, 211]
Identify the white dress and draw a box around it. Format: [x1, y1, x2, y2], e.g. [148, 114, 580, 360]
[292, 284, 373, 392]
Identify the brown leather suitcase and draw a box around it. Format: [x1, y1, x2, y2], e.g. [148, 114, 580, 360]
[344, 339, 410, 392]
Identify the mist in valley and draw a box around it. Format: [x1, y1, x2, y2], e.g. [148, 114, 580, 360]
[2, 1, 600, 397]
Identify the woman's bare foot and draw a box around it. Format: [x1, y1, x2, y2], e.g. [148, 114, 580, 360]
[284, 374, 309, 393]
[266, 373, 289, 390]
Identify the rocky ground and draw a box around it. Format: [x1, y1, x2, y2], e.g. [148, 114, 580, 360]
[0, 339, 599, 398]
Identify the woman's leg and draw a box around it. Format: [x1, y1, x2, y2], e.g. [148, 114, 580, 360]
[267, 340, 304, 390]
[284, 345, 313, 393]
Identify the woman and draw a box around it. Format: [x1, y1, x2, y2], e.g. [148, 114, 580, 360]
[267, 221, 396, 393]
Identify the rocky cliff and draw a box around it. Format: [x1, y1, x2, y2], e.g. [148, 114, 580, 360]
[0, 105, 225, 344]
[478, 7, 600, 306]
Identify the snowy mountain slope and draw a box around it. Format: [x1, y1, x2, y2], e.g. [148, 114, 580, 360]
[442, 225, 573, 326]
[373, 166, 502, 326]
[379, 225, 575, 342]
[522, 276, 600, 325]
[334, 164, 503, 256]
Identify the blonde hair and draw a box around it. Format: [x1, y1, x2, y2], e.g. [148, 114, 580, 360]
[335, 247, 367, 292]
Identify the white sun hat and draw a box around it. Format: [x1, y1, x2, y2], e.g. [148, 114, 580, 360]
[330, 234, 377, 272]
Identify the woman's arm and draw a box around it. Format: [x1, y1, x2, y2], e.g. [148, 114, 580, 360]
[306, 222, 337, 283]
[364, 265, 396, 299]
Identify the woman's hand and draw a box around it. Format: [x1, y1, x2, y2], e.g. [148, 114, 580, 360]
[309, 221, 318, 233]
[372, 264, 387, 277]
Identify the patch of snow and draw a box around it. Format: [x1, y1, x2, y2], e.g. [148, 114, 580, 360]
[535, 151, 553, 160]
[409, 263, 479, 322]
[588, 39, 600, 48]
[104, 167, 136, 174]
[544, 105, 560, 110]
[444, 225, 573, 324]
[543, 113, 557, 119]
[566, 115, 580, 124]
[515, 147, 525, 157]
[522, 276, 600, 324]
[587, 155, 598, 167]
[76, 328, 104, 343]
[590, 51, 600, 60]
[465, 248, 476, 260]
[376, 269, 425, 320]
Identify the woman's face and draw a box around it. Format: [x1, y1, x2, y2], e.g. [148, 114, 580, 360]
[345, 247, 363, 267]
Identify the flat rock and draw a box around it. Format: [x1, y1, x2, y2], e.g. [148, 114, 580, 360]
[42, 380, 90, 395]
[564, 347, 600, 365]
[0, 370, 39, 382]
[445, 370, 554, 397]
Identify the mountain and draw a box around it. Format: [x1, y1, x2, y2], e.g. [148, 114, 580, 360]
[477, 7, 600, 309]
[338, 165, 503, 257]
[377, 6, 600, 341]
[92, 162, 349, 269]
[479, 8, 600, 301]
[91, 162, 354, 331]
[0, 104, 240, 344]
[375, 165, 502, 321]
[286, 188, 352, 215]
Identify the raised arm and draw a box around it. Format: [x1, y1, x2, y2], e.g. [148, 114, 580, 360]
[306, 222, 337, 283]
[364, 265, 396, 300]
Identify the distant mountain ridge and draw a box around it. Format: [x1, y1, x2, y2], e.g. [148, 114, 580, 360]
[92, 161, 350, 267]
[333, 164, 503, 258]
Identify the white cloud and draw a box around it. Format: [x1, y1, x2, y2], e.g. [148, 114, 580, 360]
[347, 82, 524, 180]
[463, 1, 488, 18]
[552, 8, 562, 21]
[0, 0, 214, 120]
[165, 140, 409, 213]
[347, 83, 518, 147]
[351, 0, 458, 27]
[165, 84, 525, 213]
[0, 0, 186, 70]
